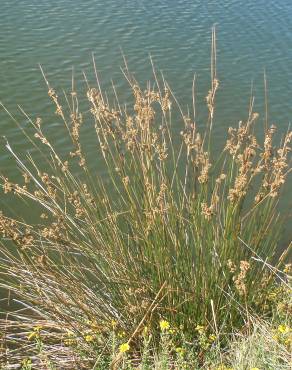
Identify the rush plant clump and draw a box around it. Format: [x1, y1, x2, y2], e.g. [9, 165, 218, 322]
[0, 31, 291, 368]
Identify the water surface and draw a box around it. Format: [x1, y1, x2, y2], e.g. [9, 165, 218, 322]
[1, 0, 292, 232]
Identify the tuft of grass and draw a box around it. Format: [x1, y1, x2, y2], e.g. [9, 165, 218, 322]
[1, 303, 291, 369]
[0, 31, 291, 368]
[228, 323, 292, 370]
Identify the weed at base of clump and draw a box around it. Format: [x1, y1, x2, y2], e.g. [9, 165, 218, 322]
[0, 298, 291, 369]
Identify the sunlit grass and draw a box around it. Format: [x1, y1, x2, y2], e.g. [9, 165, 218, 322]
[0, 30, 291, 368]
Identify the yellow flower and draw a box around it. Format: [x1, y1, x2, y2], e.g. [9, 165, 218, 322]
[119, 342, 130, 353]
[118, 331, 126, 338]
[85, 334, 94, 342]
[209, 333, 217, 342]
[143, 326, 148, 336]
[250, 368, 260, 370]
[283, 263, 291, 274]
[195, 324, 205, 335]
[21, 358, 32, 366]
[111, 320, 117, 329]
[278, 324, 290, 334]
[90, 321, 99, 331]
[64, 338, 75, 346]
[215, 365, 233, 370]
[175, 347, 186, 356]
[27, 331, 37, 341]
[27, 325, 42, 340]
[159, 320, 170, 331]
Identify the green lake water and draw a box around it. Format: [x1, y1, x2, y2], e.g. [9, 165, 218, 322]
[0, 0, 291, 242]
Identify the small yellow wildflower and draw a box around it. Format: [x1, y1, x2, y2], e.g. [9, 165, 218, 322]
[27, 325, 43, 340]
[250, 368, 260, 370]
[118, 331, 126, 338]
[283, 263, 291, 274]
[215, 365, 233, 370]
[175, 347, 186, 356]
[111, 320, 117, 329]
[278, 324, 290, 334]
[87, 319, 99, 330]
[209, 333, 217, 342]
[91, 321, 99, 331]
[27, 331, 36, 341]
[21, 358, 32, 367]
[85, 334, 94, 342]
[195, 324, 205, 335]
[159, 320, 170, 331]
[64, 338, 75, 346]
[119, 342, 130, 353]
